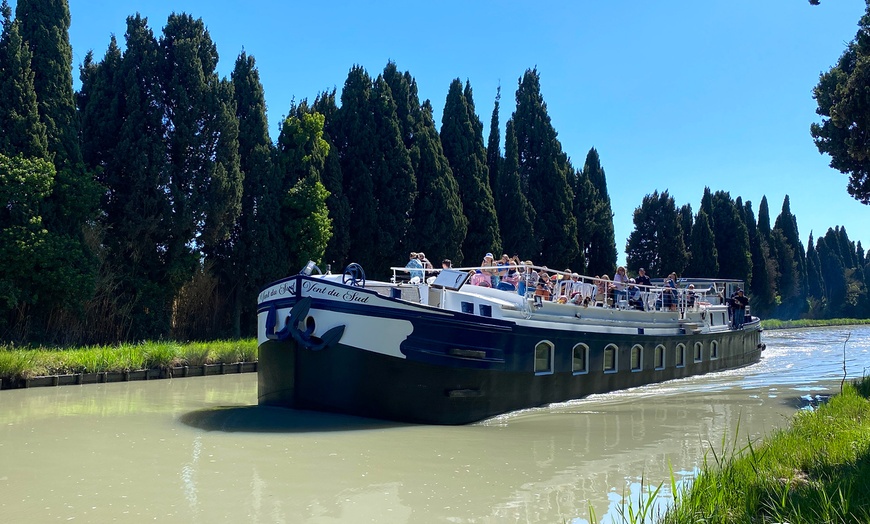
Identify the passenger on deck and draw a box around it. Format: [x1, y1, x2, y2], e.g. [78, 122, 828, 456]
[686, 284, 696, 309]
[612, 266, 628, 302]
[627, 279, 644, 310]
[731, 288, 749, 328]
[635, 267, 652, 288]
[418, 252, 433, 271]
[481, 253, 498, 287]
[664, 272, 678, 311]
[535, 272, 553, 301]
[406, 252, 424, 281]
[597, 275, 611, 306]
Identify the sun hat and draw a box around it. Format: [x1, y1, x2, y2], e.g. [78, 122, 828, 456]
[485, 252, 493, 259]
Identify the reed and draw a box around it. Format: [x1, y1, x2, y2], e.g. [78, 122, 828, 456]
[0, 339, 258, 383]
[657, 375, 870, 524]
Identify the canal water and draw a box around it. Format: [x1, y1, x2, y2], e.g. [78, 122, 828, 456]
[1, 326, 868, 523]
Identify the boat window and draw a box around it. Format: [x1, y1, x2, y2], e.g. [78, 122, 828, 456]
[711, 340, 719, 360]
[654, 344, 665, 370]
[604, 344, 618, 373]
[694, 342, 703, 362]
[630, 344, 643, 372]
[534, 341, 554, 375]
[572, 344, 589, 374]
[676, 343, 686, 368]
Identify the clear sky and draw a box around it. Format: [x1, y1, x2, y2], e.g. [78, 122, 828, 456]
[13, 0, 870, 265]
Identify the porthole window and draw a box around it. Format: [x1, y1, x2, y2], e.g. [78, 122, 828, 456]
[694, 342, 703, 362]
[572, 344, 589, 374]
[630, 344, 643, 372]
[676, 343, 686, 368]
[535, 341, 554, 375]
[654, 344, 665, 370]
[604, 344, 618, 373]
[711, 340, 719, 360]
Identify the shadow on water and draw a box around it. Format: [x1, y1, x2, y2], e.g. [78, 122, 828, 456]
[179, 405, 406, 433]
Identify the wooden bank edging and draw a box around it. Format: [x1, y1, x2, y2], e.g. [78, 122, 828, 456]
[0, 362, 258, 390]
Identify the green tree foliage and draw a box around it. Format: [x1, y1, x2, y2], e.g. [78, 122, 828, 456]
[275, 106, 332, 272]
[487, 85, 502, 213]
[679, 203, 693, 253]
[409, 100, 467, 263]
[498, 119, 537, 259]
[817, 230, 848, 316]
[625, 190, 687, 278]
[773, 195, 808, 309]
[811, 1, 870, 204]
[685, 208, 718, 278]
[511, 68, 579, 268]
[806, 232, 825, 301]
[228, 50, 281, 337]
[334, 66, 379, 271]
[160, 13, 243, 289]
[382, 63, 464, 263]
[0, 0, 48, 159]
[579, 148, 615, 276]
[0, 154, 94, 341]
[14, 0, 81, 167]
[441, 78, 500, 264]
[312, 90, 350, 271]
[742, 201, 776, 317]
[370, 74, 416, 269]
[710, 190, 752, 283]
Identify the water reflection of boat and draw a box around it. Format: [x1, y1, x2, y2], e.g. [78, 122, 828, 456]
[256, 262, 764, 424]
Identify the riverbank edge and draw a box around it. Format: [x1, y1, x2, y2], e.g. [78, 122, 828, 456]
[655, 375, 870, 523]
[761, 318, 870, 330]
[0, 361, 259, 390]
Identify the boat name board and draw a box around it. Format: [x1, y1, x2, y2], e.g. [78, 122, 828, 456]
[258, 281, 296, 303]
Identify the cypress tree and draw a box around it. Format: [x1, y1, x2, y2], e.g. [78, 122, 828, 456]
[487, 85, 502, 212]
[773, 196, 807, 298]
[657, 191, 688, 276]
[580, 148, 615, 276]
[229, 50, 281, 337]
[806, 232, 825, 301]
[441, 78, 500, 264]
[743, 201, 776, 317]
[710, 190, 752, 283]
[312, 90, 350, 271]
[511, 69, 579, 268]
[0, 0, 48, 159]
[14, 0, 80, 166]
[819, 229, 848, 316]
[371, 73, 416, 269]
[679, 203, 693, 254]
[498, 119, 537, 259]
[757, 195, 772, 242]
[334, 66, 379, 271]
[78, 15, 170, 340]
[160, 13, 243, 304]
[410, 101, 467, 263]
[685, 208, 719, 278]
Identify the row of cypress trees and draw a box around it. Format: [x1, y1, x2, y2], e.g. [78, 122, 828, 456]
[625, 188, 870, 319]
[0, 2, 618, 343]
[1, 1, 865, 344]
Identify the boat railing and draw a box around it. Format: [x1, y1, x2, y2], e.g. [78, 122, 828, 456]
[388, 264, 737, 314]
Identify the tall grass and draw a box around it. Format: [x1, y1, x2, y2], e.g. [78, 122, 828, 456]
[0, 339, 258, 382]
[657, 375, 870, 524]
[761, 318, 870, 330]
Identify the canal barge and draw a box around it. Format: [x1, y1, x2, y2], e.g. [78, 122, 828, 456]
[257, 263, 764, 425]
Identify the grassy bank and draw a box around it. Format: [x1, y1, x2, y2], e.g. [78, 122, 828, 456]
[0, 339, 257, 382]
[652, 375, 870, 523]
[761, 318, 870, 330]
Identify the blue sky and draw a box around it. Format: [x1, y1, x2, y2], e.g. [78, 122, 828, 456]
[13, 0, 870, 265]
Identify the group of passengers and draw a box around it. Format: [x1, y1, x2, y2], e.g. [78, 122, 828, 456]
[406, 252, 727, 315]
